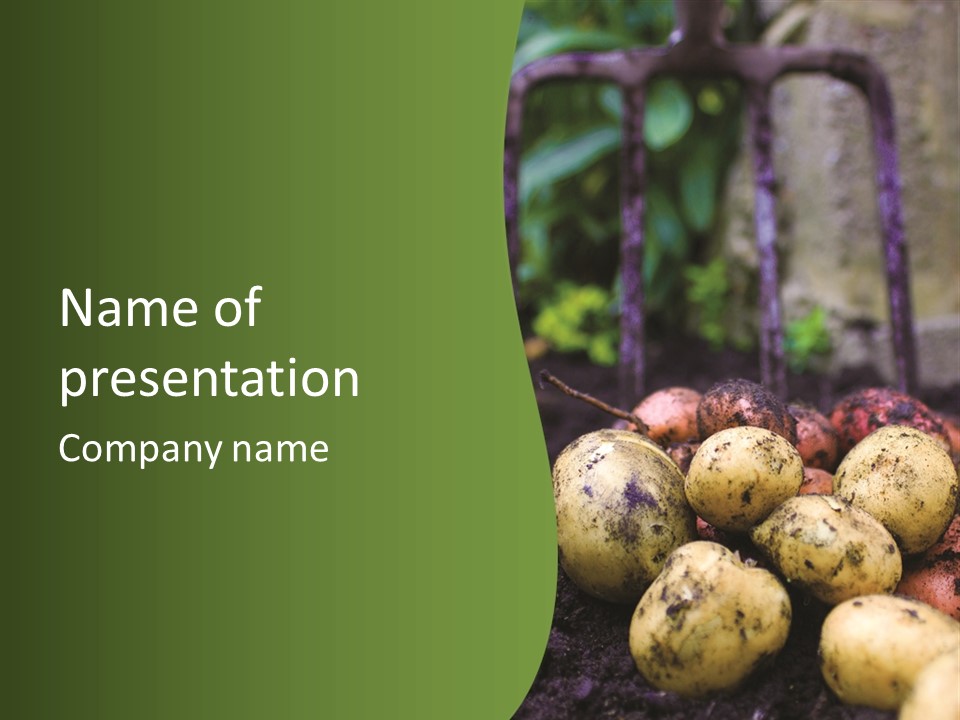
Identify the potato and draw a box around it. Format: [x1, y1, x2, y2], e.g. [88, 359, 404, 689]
[941, 414, 960, 468]
[553, 429, 697, 603]
[685, 426, 804, 532]
[629, 541, 791, 697]
[665, 440, 700, 476]
[899, 650, 960, 720]
[790, 402, 840, 471]
[750, 495, 902, 604]
[819, 594, 960, 710]
[896, 513, 960, 619]
[695, 515, 725, 542]
[830, 387, 950, 455]
[942, 413, 960, 456]
[798, 467, 834, 496]
[629, 387, 701, 445]
[834, 426, 958, 554]
[695, 517, 768, 569]
[697, 379, 797, 444]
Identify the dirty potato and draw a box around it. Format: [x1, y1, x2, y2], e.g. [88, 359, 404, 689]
[697, 379, 797, 444]
[829, 387, 950, 455]
[941, 413, 960, 462]
[798, 467, 834, 496]
[790, 402, 840, 471]
[899, 651, 960, 720]
[553, 429, 697, 603]
[834, 426, 959, 554]
[665, 440, 700, 476]
[629, 541, 791, 697]
[750, 495, 902, 604]
[685, 426, 804, 532]
[896, 513, 960, 620]
[629, 387, 702, 445]
[819, 594, 960, 710]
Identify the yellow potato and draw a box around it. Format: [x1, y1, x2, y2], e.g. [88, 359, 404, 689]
[553, 429, 697, 603]
[750, 495, 902, 604]
[685, 426, 804, 532]
[629, 541, 791, 697]
[899, 650, 960, 720]
[819, 594, 960, 710]
[834, 426, 958, 554]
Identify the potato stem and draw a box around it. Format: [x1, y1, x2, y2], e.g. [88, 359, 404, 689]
[539, 370, 649, 436]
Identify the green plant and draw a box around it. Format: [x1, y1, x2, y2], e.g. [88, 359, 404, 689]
[684, 258, 731, 350]
[532, 283, 619, 366]
[784, 306, 832, 372]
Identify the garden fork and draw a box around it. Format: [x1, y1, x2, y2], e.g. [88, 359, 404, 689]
[504, 0, 916, 403]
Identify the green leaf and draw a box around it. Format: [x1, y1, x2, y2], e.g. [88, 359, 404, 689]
[683, 258, 731, 349]
[644, 79, 693, 151]
[684, 258, 728, 303]
[587, 333, 618, 366]
[532, 284, 619, 363]
[679, 142, 718, 232]
[520, 126, 620, 206]
[785, 306, 832, 372]
[697, 85, 725, 115]
[646, 186, 687, 255]
[641, 188, 688, 313]
[513, 28, 626, 74]
[599, 85, 622, 120]
[627, 1, 676, 38]
[643, 235, 663, 290]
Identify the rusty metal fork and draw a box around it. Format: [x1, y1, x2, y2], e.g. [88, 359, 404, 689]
[504, 0, 916, 404]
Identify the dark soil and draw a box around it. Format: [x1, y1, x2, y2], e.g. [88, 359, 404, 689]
[516, 337, 959, 720]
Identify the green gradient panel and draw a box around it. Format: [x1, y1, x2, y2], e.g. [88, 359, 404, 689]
[5, 2, 556, 718]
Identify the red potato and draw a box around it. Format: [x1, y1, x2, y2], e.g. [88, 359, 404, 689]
[665, 441, 700, 475]
[697, 379, 797, 444]
[896, 513, 960, 620]
[789, 403, 840, 471]
[942, 414, 960, 453]
[627, 387, 701, 446]
[696, 515, 724, 543]
[695, 517, 768, 568]
[799, 467, 834, 496]
[941, 413, 960, 467]
[829, 387, 950, 456]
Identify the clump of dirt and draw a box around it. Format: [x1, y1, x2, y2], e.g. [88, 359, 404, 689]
[517, 337, 957, 720]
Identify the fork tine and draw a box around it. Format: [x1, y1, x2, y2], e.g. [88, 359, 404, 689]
[619, 85, 649, 405]
[746, 82, 788, 399]
[864, 66, 917, 394]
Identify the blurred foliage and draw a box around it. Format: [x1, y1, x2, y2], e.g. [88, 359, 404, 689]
[784, 306, 832, 373]
[684, 257, 732, 351]
[516, 0, 754, 359]
[532, 283, 619, 366]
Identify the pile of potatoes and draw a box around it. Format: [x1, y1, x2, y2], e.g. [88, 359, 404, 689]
[552, 379, 959, 713]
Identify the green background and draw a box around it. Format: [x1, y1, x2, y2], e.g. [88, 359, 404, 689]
[5, 1, 556, 718]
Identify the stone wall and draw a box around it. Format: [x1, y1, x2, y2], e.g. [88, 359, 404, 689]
[718, 0, 959, 387]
